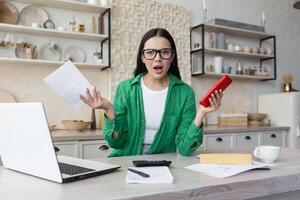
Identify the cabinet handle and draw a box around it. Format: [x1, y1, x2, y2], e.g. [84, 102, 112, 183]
[271, 134, 277, 138]
[216, 137, 223, 142]
[54, 146, 60, 152]
[245, 136, 251, 140]
[99, 145, 109, 150]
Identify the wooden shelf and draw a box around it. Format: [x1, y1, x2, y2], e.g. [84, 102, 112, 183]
[12, 0, 110, 14]
[191, 71, 272, 80]
[192, 24, 273, 39]
[0, 23, 108, 42]
[191, 47, 274, 59]
[0, 57, 107, 68]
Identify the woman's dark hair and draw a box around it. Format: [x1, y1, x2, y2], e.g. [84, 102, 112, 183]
[133, 28, 181, 80]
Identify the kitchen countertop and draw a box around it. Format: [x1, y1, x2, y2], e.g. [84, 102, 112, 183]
[204, 125, 290, 134]
[1, 148, 300, 200]
[51, 129, 103, 142]
[51, 126, 290, 142]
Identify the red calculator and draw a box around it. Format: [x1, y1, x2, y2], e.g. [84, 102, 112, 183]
[199, 75, 232, 107]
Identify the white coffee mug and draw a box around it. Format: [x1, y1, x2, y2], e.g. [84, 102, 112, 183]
[31, 22, 41, 28]
[253, 146, 280, 163]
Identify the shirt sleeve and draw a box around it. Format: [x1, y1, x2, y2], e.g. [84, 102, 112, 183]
[175, 90, 203, 156]
[102, 83, 128, 149]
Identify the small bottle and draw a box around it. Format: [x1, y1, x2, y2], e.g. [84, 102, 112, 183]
[69, 16, 76, 32]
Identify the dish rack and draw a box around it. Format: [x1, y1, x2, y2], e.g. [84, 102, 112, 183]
[218, 113, 248, 127]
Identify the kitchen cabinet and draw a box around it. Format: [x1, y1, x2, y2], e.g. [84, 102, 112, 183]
[79, 140, 111, 159]
[190, 23, 276, 80]
[235, 132, 260, 150]
[54, 139, 110, 159]
[205, 134, 234, 150]
[202, 130, 287, 150]
[0, 0, 111, 69]
[54, 141, 79, 158]
[261, 131, 286, 147]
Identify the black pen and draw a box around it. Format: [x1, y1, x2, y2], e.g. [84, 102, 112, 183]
[128, 168, 150, 178]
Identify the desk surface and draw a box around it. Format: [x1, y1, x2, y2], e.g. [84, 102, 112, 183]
[1, 149, 300, 200]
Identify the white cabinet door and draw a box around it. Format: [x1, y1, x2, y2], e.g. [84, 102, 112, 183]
[236, 132, 259, 150]
[205, 134, 234, 150]
[261, 131, 286, 147]
[54, 141, 78, 158]
[79, 140, 111, 159]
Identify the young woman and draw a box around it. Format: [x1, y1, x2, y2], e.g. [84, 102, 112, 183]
[80, 28, 223, 157]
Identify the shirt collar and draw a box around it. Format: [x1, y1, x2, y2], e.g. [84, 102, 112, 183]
[130, 72, 183, 86]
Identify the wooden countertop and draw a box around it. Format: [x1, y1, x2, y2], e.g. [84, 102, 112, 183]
[51, 126, 289, 142]
[1, 148, 300, 200]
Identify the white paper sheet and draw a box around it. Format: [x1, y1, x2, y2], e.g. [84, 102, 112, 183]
[44, 62, 93, 107]
[185, 163, 270, 178]
[126, 166, 174, 184]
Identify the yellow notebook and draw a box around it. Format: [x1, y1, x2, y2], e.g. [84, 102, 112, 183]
[198, 153, 252, 165]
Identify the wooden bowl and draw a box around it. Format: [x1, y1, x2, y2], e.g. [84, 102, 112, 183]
[61, 120, 92, 131]
[247, 113, 267, 121]
[48, 125, 56, 132]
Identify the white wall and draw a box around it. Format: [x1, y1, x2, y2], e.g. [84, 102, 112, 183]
[159, 0, 300, 123]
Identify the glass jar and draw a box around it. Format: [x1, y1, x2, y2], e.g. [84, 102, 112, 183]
[236, 60, 244, 75]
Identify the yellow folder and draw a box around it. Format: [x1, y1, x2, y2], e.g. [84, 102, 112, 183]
[199, 153, 252, 165]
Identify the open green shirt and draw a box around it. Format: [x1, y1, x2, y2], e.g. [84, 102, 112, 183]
[103, 73, 203, 157]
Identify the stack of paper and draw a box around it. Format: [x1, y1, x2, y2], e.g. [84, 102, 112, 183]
[126, 167, 174, 184]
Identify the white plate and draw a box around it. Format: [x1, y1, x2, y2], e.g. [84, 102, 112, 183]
[19, 5, 49, 26]
[64, 46, 86, 63]
[39, 43, 62, 61]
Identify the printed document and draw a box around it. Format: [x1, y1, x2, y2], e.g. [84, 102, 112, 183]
[44, 62, 93, 107]
[185, 162, 271, 178]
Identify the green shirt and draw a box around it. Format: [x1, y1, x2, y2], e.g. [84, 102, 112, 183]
[103, 73, 203, 157]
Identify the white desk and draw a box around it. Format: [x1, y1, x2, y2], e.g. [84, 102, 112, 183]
[1, 149, 300, 200]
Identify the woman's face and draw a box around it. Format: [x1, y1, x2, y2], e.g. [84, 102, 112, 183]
[141, 36, 174, 80]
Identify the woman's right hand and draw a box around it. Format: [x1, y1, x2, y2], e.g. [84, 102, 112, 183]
[80, 87, 112, 111]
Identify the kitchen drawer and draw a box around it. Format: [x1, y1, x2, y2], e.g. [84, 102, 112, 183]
[205, 134, 234, 150]
[236, 133, 259, 150]
[79, 140, 111, 159]
[54, 141, 78, 158]
[261, 132, 285, 147]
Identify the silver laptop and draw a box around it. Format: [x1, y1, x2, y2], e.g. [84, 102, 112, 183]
[0, 102, 120, 183]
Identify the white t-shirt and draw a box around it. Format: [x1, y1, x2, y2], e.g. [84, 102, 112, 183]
[141, 77, 168, 145]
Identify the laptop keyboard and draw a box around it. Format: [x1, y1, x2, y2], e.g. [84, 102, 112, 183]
[58, 162, 95, 175]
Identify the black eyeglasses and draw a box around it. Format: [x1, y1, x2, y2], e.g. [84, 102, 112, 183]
[142, 48, 174, 60]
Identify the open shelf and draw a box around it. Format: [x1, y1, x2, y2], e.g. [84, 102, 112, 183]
[12, 0, 110, 14]
[192, 71, 273, 80]
[0, 23, 108, 41]
[0, 57, 107, 68]
[191, 47, 274, 59]
[190, 23, 276, 81]
[192, 23, 273, 39]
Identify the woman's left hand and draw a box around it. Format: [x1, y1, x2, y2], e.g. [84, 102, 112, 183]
[200, 89, 223, 114]
[194, 89, 223, 127]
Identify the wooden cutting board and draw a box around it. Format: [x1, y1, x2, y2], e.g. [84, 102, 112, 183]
[0, 90, 17, 102]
